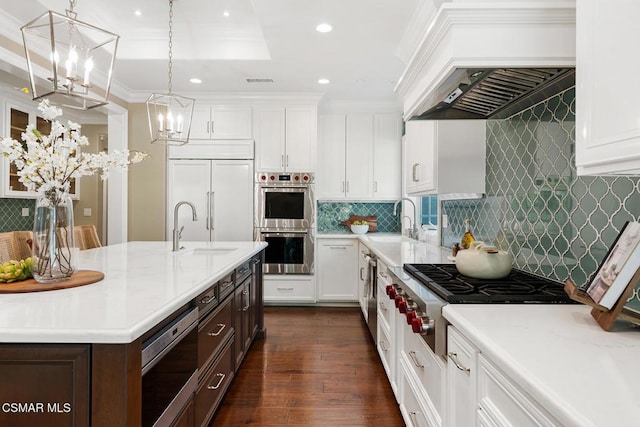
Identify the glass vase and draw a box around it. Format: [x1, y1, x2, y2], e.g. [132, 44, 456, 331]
[32, 192, 76, 283]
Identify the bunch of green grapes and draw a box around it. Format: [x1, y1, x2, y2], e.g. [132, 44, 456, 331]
[0, 257, 33, 283]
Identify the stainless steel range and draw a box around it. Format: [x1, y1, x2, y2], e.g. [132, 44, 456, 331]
[387, 264, 576, 356]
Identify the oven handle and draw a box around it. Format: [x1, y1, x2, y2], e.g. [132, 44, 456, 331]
[258, 230, 310, 236]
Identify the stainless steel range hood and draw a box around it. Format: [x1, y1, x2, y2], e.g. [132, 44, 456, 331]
[411, 68, 575, 121]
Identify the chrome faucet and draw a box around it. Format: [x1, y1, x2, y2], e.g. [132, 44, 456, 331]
[172, 201, 198, 251]
[393, 198, 418, 238]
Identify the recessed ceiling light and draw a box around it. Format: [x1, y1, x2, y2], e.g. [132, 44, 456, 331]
[134, 10, 142, 16]
[318, 78, 330, 85]
[316, 23, 333, 33]
[223, 10, 230, 17]
[190, 78, 202, 84]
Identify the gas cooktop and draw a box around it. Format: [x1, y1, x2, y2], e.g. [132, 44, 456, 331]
[403, 263, 576, 304]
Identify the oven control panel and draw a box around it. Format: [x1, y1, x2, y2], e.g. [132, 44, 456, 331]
[256, 172, 313, 184]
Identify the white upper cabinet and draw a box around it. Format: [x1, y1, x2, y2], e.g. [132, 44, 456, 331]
[317, 112, 401, 200]
[254, 105, 317, 172]
[190, 105, 252, 140]
[373, 114, 402, 200]
[405, 120, 485, 197]
[575, 0, 640, 175]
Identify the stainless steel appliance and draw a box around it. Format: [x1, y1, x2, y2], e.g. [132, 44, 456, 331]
[363, 252, 377, 340]
[255, 172, 314, 274]
[387, 264, 576, 357]
[255, 172, 314, 229]
[255, 229, 314, 274]
[141, 304, 199, 427]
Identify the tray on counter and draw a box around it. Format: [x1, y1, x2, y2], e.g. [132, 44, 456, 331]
[0, 270, 104, 293]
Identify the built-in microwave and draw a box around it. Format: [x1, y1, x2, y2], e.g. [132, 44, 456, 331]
[255, 172, 314, 229]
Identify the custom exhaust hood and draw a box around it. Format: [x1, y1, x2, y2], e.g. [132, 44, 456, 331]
[411, 67, 575, 120]
[395, 2, 576, 121]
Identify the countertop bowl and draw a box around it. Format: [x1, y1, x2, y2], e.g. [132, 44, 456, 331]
[350, 224, 369, 234]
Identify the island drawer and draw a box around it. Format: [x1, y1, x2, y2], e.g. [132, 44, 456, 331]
[198, 295, 234, 372]
[218, 272, 235, 301]
[197, 283, 219, 319]
[195, 338, 234, 427]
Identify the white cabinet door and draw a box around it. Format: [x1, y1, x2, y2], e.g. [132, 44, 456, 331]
[345, 113, 374, 198]
[446, 326, 478, 427]
[316, 114, 347, 198]
[405, 121, 435, 195]
[166, 159, 211, 241]
[190, 105, 252, 140]
[373, 114, 402, 200]
[167, 159, 253, 242]
[254, 106, 286, 172]
[211, 106, 252, 139]
[357, 242, 370, 320]
[316, 238, 358, 301]
[285, 106, 316, 171]
[210, 159, 253, 241]
[576, 0, 640, 175]
[405, 120, 485, 196]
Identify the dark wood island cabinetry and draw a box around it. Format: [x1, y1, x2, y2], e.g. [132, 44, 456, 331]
[0, 246, 265, 427]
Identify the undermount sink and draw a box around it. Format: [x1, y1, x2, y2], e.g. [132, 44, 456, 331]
[177, 247, 237, 255]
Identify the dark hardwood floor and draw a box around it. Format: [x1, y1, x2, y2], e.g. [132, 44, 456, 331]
[210, 306, 404, 426]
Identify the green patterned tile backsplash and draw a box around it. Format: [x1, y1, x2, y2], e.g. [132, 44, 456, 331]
[317, 202, 401, 233]
[0, 198, 35, 232]
[441, 87, 640, 302]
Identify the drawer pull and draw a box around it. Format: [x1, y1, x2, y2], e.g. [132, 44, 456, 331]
[378, 301, 388, 311]
[207, 373, 226, 390]
[447, 352, 470, 373]
[207, 323, 226, 337]
[200, 295, 216, 305]
[277, 287, 294, 291]
[409, 350, 424, 368]
[220, 280, 233, 289]
[409, 411, 420, 425]
[380, 340, 390, 352]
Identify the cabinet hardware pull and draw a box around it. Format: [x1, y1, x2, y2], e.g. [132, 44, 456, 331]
[207, 373, 226, 390]
[380, 340, 390, 352]
[220, 280, 233, 288]
[281, 154, 285, 167]
[341, 181, 345, 192]
[374, 181, 378, 192]
[208, 323, 226, 337]
[329, 246, 347, 249]
[277, 287, 294, 291]
[346, 181, 349, 192]
[412, 163, 419, 182]
[210, 191, 215, 231]
[200, 295, 216, 305]
[378, 301, 387, 310]
[360, 267, 365, 281]
[409, 350, 424, 368]
[286, 155, 289, 167]
[447, 352, 471, 373]
[206, 121, 210, 134]
[206, 192, 211, 230]
[211, 120, 215, 135]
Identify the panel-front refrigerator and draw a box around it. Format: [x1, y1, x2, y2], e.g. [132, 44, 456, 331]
[167, 159, 253, 241]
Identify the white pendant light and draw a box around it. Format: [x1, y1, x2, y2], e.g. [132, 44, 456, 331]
[21, 0, 120, 110]
[146, 0, 195, 146]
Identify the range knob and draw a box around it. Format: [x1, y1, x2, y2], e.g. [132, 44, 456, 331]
[387, 286, 397, 299]
[303, 174, 309, 181]
[294, 175, 300, 181]
[398, 301, 407, 313]
[394, 295, 403, 308]
[260, 174, 267, 181]
[406, 311, 417, 325]
[269, 175, 275, 181]
[411, 316, 435, 335]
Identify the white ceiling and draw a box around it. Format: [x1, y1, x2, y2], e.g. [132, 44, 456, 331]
[0, 0, 418, 106]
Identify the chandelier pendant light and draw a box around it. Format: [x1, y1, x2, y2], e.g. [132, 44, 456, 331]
[146, 0, 195, 146]
[21, 0, 120, 110]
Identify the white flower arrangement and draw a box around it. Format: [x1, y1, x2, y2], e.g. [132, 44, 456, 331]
[0, 99, 147, 199]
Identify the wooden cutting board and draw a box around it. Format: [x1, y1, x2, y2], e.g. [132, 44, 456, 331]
[341, 215, 378, 232]
[0, 270, 104, 293]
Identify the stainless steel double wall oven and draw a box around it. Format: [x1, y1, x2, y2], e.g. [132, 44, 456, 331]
[254, 172, 314, 274]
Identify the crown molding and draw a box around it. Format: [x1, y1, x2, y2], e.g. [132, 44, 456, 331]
[126, 91, 325, 105]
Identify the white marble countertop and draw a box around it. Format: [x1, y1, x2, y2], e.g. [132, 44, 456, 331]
[443, 304, 640, 427]
[0, 241, 267, 344]
[317, 232, 452, 267]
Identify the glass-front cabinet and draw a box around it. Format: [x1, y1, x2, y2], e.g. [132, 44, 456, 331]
[2, 102, 79, 199]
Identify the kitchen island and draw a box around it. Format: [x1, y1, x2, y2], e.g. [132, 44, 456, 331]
[0, 241, 267, 427]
